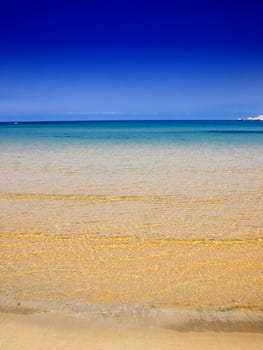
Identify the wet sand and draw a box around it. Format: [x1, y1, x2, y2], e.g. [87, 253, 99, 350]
[1, 308, 263, 350]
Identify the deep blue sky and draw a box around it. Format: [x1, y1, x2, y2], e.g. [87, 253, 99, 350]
[0, 0, 263, 121]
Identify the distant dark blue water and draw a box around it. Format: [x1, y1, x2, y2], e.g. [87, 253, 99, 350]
[1, 120, 263, 147]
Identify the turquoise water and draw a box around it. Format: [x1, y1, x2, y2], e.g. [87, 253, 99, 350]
[1, 118, 263, 205]
[1, 120, 263, 147]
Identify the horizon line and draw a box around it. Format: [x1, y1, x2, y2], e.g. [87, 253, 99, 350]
[0, 119, 240, 124]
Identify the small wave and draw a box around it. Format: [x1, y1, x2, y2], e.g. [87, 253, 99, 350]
[0, 192, 170, 202]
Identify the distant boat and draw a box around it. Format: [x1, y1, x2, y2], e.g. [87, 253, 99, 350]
[12, 122, 19, 125]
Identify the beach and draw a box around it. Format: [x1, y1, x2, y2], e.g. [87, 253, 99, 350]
[0, 121, 263, 348]
[1, 309, 263, 350]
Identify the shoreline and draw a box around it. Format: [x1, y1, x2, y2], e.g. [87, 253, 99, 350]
[1, 298, 263, 333]
[1, 307, 263, 350]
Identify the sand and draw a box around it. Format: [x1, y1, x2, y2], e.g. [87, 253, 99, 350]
[1, 308, 263, 350]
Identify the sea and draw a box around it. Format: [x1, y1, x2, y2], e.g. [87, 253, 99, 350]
[0, 120, 262, 324]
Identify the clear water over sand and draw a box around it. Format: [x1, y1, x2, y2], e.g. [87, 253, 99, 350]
[0, 121, 262, 318]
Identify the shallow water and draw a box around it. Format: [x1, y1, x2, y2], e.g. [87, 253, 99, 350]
[0, 121, 262, 314]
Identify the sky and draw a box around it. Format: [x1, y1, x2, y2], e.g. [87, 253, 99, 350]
[0, 0, 263, 121]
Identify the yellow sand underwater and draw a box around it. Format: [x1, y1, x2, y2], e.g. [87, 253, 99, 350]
[0, 137, 263, 348]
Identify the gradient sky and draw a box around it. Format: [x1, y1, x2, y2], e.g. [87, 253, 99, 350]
[0, 0, 263, 121]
